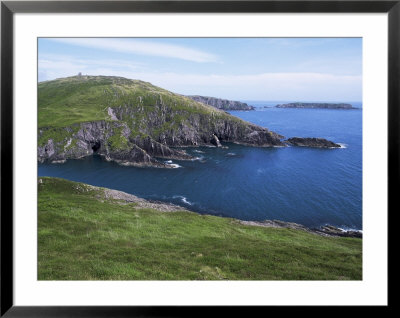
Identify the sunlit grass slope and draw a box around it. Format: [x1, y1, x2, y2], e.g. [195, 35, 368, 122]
[38, 75, 222, 128]
[38, 177, 362, 280]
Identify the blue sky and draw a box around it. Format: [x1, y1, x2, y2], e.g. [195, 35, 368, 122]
[38, 38, 362, 102]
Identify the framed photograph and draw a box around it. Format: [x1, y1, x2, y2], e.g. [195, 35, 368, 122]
[1, 0, 395, 316]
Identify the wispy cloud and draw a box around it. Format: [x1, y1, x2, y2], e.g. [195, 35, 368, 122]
[38, 54, 361, 101]
[40, 54, 144, 69]
[48, 38, 218, 63]
[38, 54, 144, 81]
[128, 71, 362, 101]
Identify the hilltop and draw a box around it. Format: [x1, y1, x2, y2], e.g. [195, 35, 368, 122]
[38, 76, 284, 167]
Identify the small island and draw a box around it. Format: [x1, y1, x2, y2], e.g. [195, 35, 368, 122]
[286, 137, 341, 148]
[275, 102, 356, 109]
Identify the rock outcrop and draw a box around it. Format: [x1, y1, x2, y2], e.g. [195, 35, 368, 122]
[275, 102, 356, 109]
[187, 95, 255, 111]
[285, 137, 341, 148]
[316, 225, 362, 238]
[210, 134, 222, 147]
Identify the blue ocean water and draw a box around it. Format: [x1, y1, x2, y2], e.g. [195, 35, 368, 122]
[38, 102, 362, 230]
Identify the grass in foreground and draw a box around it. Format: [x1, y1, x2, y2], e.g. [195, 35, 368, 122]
[38, 177, 362, 280]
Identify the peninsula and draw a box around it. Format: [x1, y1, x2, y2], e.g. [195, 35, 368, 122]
[38, 76, 283, 167]
[187, 95, 255, 111]
[38, 76, 344, 167]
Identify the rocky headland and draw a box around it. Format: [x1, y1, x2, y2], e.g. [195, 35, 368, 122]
[275, 102, 356, 109]
[38, 76, 283, 167]
[187, 95, 255, 111]
[38, 76, 345, 167]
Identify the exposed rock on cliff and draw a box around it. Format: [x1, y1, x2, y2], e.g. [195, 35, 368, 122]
[38, 76, 284, 166]
[187, 95, 255, 111]
[210, 134, 222, 147]
[285, 137, 341, 148]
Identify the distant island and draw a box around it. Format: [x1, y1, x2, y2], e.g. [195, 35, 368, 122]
[274, 102, 356, 109]
[285, 137, 341, 148]
[187, 95, 255, 111]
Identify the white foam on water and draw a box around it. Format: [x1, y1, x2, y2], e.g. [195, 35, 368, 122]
[164, 160, 182, 168]
[337, 143, 348, 149]
[173, 195, 193, 205]
[181, 197, 192, 205]
[167, 163, 182, 168]
[256, 168, 266, 175]
[193, 150, 204, 153]
[338, 227, 362, 233]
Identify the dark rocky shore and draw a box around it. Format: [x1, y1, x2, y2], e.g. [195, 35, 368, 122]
[285, 137, 341, 148]
[239, 220, 362, 238]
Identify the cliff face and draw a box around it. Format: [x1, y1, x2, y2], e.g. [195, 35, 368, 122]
[187, 95, 254, 111]
[38, 76, 284, 166]
[38, 121, 190, 167]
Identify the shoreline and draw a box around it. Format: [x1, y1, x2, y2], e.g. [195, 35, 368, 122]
[38, 176, 362, 239]
[38, 176, 362, 280]
[239, 220, 362, 238]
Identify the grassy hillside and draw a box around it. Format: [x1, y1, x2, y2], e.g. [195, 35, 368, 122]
[38, 75, 223, 129]
[38, 177, 362, 280]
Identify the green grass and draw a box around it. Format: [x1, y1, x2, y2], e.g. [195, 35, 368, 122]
[38, 177, 362, 280]
[38, 126, 79, 147]
[107, 127, 130, 151]
[38, 75, 257, 151]
[38, 75, 226, 129]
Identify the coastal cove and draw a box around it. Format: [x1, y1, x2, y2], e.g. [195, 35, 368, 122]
[39, 105, 362, 230]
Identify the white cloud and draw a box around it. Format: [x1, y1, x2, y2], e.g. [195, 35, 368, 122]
[38, 54, 361, 101]
[131, 72, 362, 101]
[49, 38, 218, 63]
[40, 54, 143, 70]
[38, 54, 143, 80]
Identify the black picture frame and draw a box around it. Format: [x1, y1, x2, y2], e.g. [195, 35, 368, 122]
[1, 1, 396, 316]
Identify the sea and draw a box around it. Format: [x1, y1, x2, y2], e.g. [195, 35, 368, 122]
[38, 101, 362, 230]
